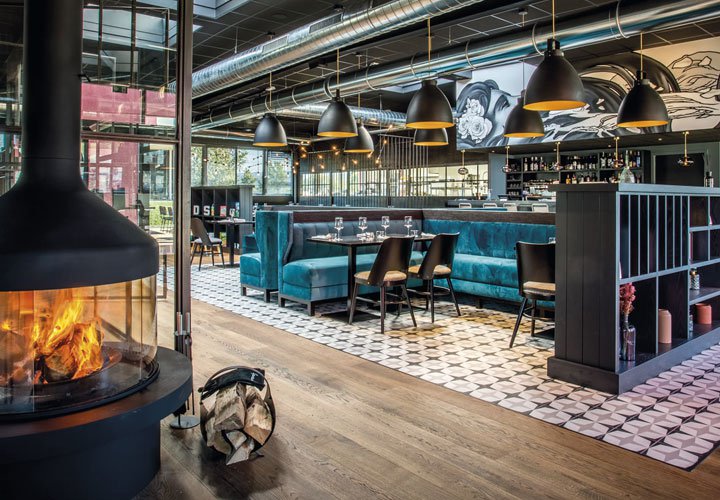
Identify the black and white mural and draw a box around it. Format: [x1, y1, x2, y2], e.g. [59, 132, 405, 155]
[455, 36, 720, 149]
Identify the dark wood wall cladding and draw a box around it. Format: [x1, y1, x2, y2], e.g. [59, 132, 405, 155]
[549, 184, 720, 394]
[422, 209, 555, 225]
[291, 209, 424, 223]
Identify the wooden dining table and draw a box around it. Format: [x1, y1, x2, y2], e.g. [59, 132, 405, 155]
[307, 234, 434, 319]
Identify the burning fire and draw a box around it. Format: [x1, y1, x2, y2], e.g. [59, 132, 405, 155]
[1, 289, 104, 385]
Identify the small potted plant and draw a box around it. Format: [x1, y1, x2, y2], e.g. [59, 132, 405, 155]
[619, 283, 637, 361]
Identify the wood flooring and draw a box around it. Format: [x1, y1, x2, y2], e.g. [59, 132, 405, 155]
[136, 298, 720, 499]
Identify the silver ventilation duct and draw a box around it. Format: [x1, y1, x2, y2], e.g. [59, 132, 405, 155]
[193, 0, 720, 132]
[279, 104, 406, 128]
[186, 0, 488, 99]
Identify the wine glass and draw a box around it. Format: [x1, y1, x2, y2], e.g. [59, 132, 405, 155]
[358, 216, 368, 238]
[404, 215, 413, 236]
[381, 216, 390, 235]
[334, 217, 344, 241]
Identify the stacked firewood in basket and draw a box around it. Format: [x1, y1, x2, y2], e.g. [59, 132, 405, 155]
[200, 368, 275, 465]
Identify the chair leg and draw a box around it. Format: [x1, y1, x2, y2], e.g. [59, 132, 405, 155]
[396, 286, 402, 317]
[348, 282, 359, 325]
[447, 277, 461, 317]
[430, 281, 435, 323]
[380, 285, 386, 335]
[211, 246, 216, 266]
[509, 297, 528, 348]
[530, 300, 537, 337]
[198, 247, 204, 270]
[241, 286, 247, 296]
[402, 284, 417, 327]
[425, 280, 430, 311]
[219, 244, 226, 267]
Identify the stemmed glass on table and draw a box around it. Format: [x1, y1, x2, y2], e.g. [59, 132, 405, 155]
[404, 215, 413, 236]
[334, 217, 344, 241]
[381, 216, 390, 237]
[359, 217, 368, 239]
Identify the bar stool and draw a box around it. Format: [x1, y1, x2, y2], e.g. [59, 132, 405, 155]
[349, 237, 417, 335]
[509, 242, 555, 348]
[408, 233, 461, 322]
[191, 217, 225, 270]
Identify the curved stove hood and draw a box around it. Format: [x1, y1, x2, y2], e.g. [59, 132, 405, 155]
[0, 0, 158, 292]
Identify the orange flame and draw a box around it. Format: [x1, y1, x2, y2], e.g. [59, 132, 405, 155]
[31, 290, 104, 381]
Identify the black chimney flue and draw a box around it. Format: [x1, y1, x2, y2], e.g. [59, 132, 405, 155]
[0, 0, 158, 292]
[22, 0, 83, 189]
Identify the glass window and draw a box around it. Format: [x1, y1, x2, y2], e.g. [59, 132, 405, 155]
[191, 145, 204, 186]
[237, 148, 264, 194]
[206, 147, 236, 186]
[265, 151, 292, 195]
[0, 133, 22, 195]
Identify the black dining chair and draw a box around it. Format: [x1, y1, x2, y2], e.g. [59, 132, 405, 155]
[408, 233, 461, 322]
[159, 205, 173, 231]
[191, 217, 225, 270]
[136, 199, 150, 232]
[349, 237, 417, 335]
[509, 242, 556, 348]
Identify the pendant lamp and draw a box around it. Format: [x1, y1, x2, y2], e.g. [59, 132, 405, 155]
[678, 131, 694, 167]
[406, 19, 454, 129]
[414, 128, 448, 147]
[524, 0, 585, 112]
[318, 49, 358, 138]
[617, 33, 669, 128]
[253, 72, 287, 147]
[344, 58, 375, 154]
[344, 122, 374, 153]
[505, 90, 545, 138]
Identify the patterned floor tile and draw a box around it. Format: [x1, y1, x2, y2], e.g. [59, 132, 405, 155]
[158, 265, 720, 470]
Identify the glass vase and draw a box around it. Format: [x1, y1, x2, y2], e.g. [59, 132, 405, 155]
[620, 315, 636, 361]
[619, 166, 636, 184]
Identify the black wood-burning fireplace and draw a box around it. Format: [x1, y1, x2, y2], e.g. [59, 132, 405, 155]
[0, 1, 191, 498]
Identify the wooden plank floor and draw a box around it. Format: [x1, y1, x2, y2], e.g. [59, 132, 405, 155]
[137, 298, 720, 499]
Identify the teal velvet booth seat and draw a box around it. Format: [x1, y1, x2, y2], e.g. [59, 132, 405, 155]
[422, 211, 555, 306]
[277, 210, 424, 315]
[240, 210, 279, 302]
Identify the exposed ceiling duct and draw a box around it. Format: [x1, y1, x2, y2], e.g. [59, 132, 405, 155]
[192, 0, 720, 132]
[185, 0, 489, 99]
[276, 104, 405, 129]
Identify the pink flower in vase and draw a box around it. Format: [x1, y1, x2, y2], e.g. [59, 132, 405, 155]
[619, 283, 636, 317]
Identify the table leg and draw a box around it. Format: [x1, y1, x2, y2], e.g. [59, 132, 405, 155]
[346, 246, 357, 313]
[161, 254, 168, 299]
[228, 225, 236, 267]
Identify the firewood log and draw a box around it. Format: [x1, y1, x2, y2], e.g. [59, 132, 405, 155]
[244, 386, 273, 445]
[202, 405, 232, 455]
[214, 383, 246, 432]
[225, 434, 255, 465]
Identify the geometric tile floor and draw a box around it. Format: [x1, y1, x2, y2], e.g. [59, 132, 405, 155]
[161, 264, 720, 470]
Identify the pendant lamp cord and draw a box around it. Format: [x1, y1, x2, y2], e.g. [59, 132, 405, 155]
[615, 136, 620, 167]
[336, 48, 340, 88]
[640, 32, 644, 73]
[268, 72, 273, 112]
[427, 18, 432, 66]
[552, 0, 556, 39]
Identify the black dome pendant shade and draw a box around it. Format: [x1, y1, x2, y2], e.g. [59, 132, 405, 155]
[318, 89, 358, 138]
[617, 71, 669, 128]
[524, 39, 586, 112]
[414, 128, 448, 146]
[504, 91, 545, 138]
[253, 113, 287, 147]
[344, 122, 374, 153]
[406, 79, 455, 129]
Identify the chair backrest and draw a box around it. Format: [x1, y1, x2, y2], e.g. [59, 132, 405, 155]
[482, 203, 498, 208]
[516, 242, 555, 295]
[503, 203, 518, 212]
[417, 233, 459, 280]
[367, 237, 414, 286]
[168, 206, 174, 217]
[458, 202, 473, 209]
[191, 217, 213, 246]
[159, 205, 167, 216]
[532, 203, 549, 213]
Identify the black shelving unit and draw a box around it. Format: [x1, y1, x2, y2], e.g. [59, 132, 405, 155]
[504, 149, 650, 199]
[549, 184, 720, 394]
[191, 185, 254, 248]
